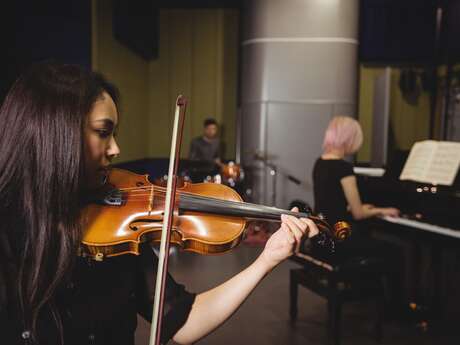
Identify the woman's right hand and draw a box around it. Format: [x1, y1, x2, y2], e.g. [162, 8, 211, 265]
[380, 207, 400, 217]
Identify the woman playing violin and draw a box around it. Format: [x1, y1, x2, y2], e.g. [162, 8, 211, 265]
[0, 62, 319, 345]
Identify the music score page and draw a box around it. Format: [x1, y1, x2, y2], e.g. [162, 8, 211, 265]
[399, 140, 460, 186]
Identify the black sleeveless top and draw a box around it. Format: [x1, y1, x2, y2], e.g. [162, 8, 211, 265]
[312, 158, 354, 226]
[0, 242, 195, 345]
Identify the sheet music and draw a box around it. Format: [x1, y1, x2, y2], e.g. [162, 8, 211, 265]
[426, 142, 460, 185]
[400, 140, 460, 185]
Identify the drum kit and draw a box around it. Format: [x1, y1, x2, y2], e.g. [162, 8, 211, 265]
[214, 161, 244, 187]
[154, 160, 245, 193]
[154, 152, 301, 206]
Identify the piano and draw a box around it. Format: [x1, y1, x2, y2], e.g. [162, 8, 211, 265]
[357, 177, 460, 240]
[356, 148, 460, 239]
[355, 153, 460, 323]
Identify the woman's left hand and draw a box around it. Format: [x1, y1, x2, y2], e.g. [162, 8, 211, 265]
[259, 207, 319, 270]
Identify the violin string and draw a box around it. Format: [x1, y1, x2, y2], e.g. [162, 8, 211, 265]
[96, 196, 316, 222]
[116, 184, 183, 192]
[97, 189, 328, 232]
[114, 183, 231, 193]
[120, 192, 252, 213]
[123, 192, 270, 213]
[115, 191, 310, 219]
[115, 186, 244, 202]
[101, 179, 311, 219]
[118, 186, 157, 191]
[121, 191, 236, 206]
[95, 183, 331, 236]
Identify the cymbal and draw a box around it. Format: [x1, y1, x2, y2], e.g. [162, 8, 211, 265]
[243, 150, 278, 161]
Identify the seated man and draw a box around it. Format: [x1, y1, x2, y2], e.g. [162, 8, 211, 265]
[188, 118, 223, 182]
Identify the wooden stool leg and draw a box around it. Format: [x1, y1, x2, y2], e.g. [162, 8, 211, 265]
[328, 278, 341, 345]
[374, 277, 385, 342]
[289, 270, 299, 320]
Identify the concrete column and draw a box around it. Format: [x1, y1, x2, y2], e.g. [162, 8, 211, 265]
[240, 0, 359, 207]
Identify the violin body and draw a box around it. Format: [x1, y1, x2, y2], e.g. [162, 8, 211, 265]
[81, 168, 351, 261]
[81, 168, 248, 260]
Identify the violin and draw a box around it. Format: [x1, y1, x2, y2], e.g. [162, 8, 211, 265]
[80, 168, 351, 261]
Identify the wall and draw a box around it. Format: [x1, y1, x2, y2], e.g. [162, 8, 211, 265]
[147, 9, 238, 159]
[357, 65, 431, 163]
[93, 0, 238, 163]
[92, 0, 150, 162]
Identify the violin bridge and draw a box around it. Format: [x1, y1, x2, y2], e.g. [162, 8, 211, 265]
[148, 185, 154, 213]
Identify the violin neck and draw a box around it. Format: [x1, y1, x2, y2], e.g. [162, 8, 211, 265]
[179, 194, 310, 221]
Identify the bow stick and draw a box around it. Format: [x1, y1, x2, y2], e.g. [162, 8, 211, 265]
[149, 95, 187, 345]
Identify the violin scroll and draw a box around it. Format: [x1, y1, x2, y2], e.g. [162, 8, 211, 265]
[306, 216, 351, 254]
[308, 216, 351, 241]
[333, 221, 352, 241]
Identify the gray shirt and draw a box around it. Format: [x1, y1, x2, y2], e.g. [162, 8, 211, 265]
[189, 136, 221, 162]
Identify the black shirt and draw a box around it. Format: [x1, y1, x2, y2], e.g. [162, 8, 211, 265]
[0, 243, 195, 345]
[312, 158, 354, 226]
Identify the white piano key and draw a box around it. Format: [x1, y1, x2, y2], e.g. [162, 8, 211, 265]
[381, 215, 460, 239]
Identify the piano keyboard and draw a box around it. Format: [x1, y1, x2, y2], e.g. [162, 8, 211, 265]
[381, 215, 460, 239]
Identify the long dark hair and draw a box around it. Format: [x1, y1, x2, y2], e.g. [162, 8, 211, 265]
[0, 62, 119, 343]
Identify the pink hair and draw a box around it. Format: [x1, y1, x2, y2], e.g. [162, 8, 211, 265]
[322, 116, 363, 154]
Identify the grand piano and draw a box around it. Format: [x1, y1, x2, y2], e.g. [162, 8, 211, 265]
[356, 152, 460, 323]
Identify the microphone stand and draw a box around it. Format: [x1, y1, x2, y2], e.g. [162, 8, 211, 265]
[253, 151, 303, 206]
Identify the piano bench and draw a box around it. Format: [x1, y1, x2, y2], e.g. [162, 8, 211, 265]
[289, 253, 386, 345]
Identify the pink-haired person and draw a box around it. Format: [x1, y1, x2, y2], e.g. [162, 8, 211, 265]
[310, 116, 402, 310]
[313, 116, 399, 229]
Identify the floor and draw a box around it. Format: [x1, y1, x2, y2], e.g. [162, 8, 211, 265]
[135, 244, 459, 345]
